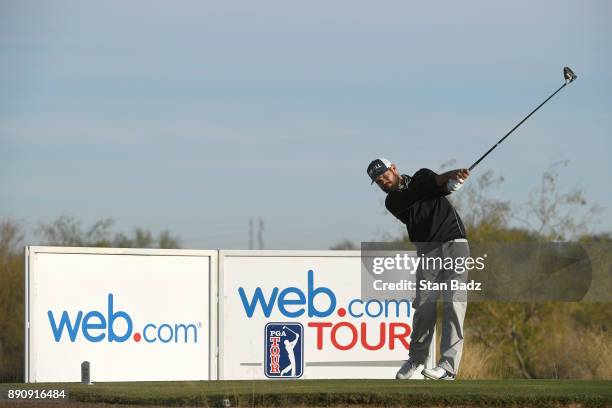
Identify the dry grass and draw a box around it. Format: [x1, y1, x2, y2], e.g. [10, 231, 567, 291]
[539, 328, 612, 379]
[458, 327, 612, 380]
[457, 342, 497, 379]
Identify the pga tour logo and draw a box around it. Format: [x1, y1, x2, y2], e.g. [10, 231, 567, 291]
[264, 323, 303, 378]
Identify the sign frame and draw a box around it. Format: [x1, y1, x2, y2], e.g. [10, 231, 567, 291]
[218, 250, 435, 380]
[24, 246, 219, 382]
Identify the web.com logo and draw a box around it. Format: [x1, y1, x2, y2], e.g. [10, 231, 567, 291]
[47, 294, 201, 344]
[238, 270, 413, 352]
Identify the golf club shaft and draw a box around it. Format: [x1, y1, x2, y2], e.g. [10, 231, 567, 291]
[469, 81, 568, 171]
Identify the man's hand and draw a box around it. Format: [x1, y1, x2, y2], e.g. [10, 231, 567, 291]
[436, 168, 470, 192]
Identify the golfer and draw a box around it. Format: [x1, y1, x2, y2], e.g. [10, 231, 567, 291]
[367, 158, 470, 381]
[280, 327, 300, 376]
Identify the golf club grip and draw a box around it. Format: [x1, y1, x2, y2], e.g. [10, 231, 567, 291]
[469, 81, 568, 171]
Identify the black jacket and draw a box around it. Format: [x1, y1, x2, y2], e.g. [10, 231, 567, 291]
[385, 168, 467, 251]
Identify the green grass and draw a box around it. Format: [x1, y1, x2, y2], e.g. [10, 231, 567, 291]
[2, 380, 611, 407]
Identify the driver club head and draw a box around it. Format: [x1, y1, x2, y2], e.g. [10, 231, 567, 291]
[563, 66, 577, 84]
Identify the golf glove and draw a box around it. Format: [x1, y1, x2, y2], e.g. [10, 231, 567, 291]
[447, 178, 464, 192]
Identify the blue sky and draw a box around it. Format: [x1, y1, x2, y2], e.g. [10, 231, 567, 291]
[1, 1, 611, 249]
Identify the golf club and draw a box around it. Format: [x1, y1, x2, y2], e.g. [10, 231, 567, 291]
[469, 67, 577, 171]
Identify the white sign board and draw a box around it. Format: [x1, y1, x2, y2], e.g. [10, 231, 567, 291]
[219, 251, 433, 380]
[25, 247, 216, 382]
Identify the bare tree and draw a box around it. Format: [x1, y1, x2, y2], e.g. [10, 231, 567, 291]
[515, 161, 601, 240]
[449, 169, 511, 231]
[329, 239, 357, 250]
[37, 216, 181, 248]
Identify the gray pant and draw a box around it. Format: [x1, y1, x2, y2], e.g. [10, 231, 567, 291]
[408, 240, 469, 375]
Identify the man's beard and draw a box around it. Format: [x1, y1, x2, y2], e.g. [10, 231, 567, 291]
[381, 179, 401, 193]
